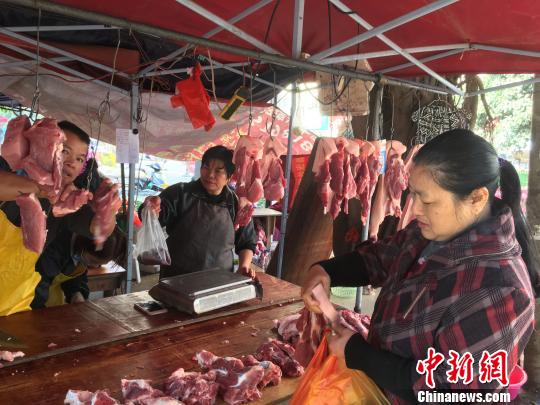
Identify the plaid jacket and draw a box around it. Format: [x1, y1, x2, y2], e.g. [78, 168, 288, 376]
[334, 207, 535, 403]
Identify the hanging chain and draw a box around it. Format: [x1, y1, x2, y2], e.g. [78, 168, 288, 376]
[265, 66, 278, 137]
[86, 29, 122, 189]
[30, 8, 42, 121]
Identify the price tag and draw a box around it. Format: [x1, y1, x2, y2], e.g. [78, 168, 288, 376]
[116, 128, 139, 164]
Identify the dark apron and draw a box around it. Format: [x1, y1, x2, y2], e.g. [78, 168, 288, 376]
[160, 196, 235, 279]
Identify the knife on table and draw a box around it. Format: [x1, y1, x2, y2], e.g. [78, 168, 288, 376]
[0, 329, 28, 349]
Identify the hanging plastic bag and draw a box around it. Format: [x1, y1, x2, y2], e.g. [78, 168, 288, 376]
[170, 63, 215, 131]
[135, 206, 171, 266]
[290, 332, 389, 405]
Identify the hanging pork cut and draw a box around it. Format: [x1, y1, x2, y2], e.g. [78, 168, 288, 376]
[246, 160, 264, 203]
[260, 137, 287, 184]
[52, 185, 92, 217]
[397, 144, 424, 231]
[234, 199, 254, 230]
[16, 193, 47, 254]
[1, 115, 31, 171]
[355, 142, 375, 225]
[263, 159, 285, 202]
[22, 118, 65, 199]
[315, 159, 331, 214]
[368, 141, 407, 239]
[90, 180, 122, 248]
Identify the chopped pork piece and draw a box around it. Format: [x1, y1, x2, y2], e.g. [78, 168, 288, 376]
[64, 389, 119, 405]
[1, 115, 31, 171]
[0, 350, 25, 362]
[121, 379, 165, 404]
[196, 350, 245, 372]
[339, 309, 371, 339]
[276, 313, 301, 345]
[254, 340, 304, 377]
[165, 368, 219, 405]
[241, 355, 282, 388]
[16, 193, 47, 254]
[214, 366, 265, 405]
[138, 398, 185, 405]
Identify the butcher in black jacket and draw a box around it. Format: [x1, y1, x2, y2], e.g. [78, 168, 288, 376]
[141, 146, 257, 279]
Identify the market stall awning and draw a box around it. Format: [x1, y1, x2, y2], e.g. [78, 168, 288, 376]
[0, 54, 314, 160]
[1, 0, 540, 101]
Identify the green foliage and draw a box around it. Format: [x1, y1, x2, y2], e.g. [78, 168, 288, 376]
[473, 74, 533, 156]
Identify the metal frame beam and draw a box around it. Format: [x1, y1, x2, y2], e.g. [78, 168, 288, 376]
[208, 59, 287, 91]
[138, 0, 274, 77]
[465, 75, 540, 97]
[0, 55, 72, 68]
[0, 42, 129, 95]
[292, 0, 305, 58]
[327, 0, 463, 95]
[5, 25, 117, 32]
[3, 0, 457, 96]
[319, 43, 468, 65]
[0, 27, 130, 78]
[377, 47, 468, 74]
[472, 43, 540, 59]
[311, 0, 458, 61]
[142, 62, 246, 78]
[175, 0, 281, 55]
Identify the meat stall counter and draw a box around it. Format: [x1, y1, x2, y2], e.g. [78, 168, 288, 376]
[0, 273, 304, 404]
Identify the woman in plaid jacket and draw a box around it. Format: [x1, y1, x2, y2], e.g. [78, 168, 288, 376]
[302, 129, 538, 403]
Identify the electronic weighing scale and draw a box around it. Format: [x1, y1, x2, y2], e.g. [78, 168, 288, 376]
[149, 270, 263, 314]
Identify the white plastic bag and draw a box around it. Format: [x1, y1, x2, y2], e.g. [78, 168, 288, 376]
[135, 206, 171, 266]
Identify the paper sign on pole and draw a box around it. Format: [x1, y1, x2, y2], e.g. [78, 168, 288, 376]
[116, 128, 139, 164]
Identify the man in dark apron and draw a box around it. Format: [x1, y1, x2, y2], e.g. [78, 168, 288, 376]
[141, 146, 257, 279]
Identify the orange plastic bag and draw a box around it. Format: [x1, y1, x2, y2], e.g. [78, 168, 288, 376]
[290, 333, 390, 405]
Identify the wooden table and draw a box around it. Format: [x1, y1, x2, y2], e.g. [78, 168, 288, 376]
[0, 273, 302, 404]
[253, 208, 282, 248]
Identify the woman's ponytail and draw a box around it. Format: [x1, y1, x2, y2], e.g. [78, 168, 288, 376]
[499, 158, 540, 296]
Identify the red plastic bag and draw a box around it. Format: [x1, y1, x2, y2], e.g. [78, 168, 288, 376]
[290, 332, 389, 405]
[170, 63, 215, 131]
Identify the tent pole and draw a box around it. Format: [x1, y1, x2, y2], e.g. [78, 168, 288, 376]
[319, 43, 469, 65]
[2, 0, 453, 96]
[175, 0, 280, 55]
[310, 0, 458, 61]
[126, 81, 139, 293]
[327, 0, 463, 95]
[377, 48, 469, 74]
[276, 83, 297, 279]
[355, 83, 384, 313]
[138, 0, 275, 76]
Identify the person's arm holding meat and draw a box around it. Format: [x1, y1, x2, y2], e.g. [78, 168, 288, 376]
[301, 227, 410, 313]
[0, 157, 56, 201]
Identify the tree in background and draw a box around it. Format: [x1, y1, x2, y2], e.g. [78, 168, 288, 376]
[473, 74, 533, 163]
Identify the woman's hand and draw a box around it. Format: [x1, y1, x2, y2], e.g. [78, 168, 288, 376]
[144, 196, 161, 215]
[327, 323, 356, 360]
[238, 265, 256, 279]
[300, 264, 331, 314]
